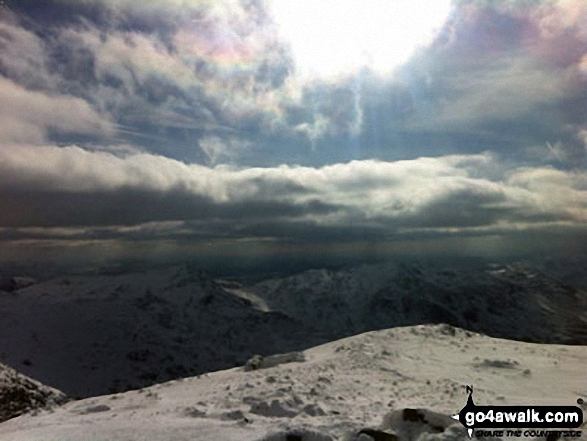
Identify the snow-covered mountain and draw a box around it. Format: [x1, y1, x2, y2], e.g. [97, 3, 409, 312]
[1, 324, 585, 440]
[0, 260, 585, 400]
[0, 363, 68, 423]
[251, 261, 587, 344]
[0, 266, 319, 398]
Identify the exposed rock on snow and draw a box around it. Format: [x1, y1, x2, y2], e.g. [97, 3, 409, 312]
[245, 352, 306, 371]
[349, 428, 398, 441]
[259, 428, 334, 440]
[380, 408, 458, 441]
[0, 363, 68, 423]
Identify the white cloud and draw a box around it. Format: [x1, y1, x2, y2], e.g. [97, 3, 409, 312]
[534, 0, 587, 41]
[0, 76, 115, 143]
[578, 128, 587, 148]
[0, 21, 56, 90]
[199, 136, 251, 165]
[53, 22, 299, 138]
[0, 145, 586, 235]
[505, 166, 587, 222]
[62, 27, 196, 94]
[413, 56, 571, 130]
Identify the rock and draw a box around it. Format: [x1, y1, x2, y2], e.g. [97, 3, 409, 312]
[244, 352, 306, 371]
[258, 428, 333, 441]
[353, 428, 398, 441]
[0, 362, 69, 423]
[381, 408, 458, 441]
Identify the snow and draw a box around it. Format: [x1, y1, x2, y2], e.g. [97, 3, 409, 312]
[0, 260, 585, 439]
[0, 261, 585, 400]
[251, 261, 587, 344]
[1, 324, 585, 440]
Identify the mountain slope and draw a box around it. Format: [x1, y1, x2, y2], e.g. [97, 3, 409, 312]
[251, 261, 587, 344]
[0, 363, 68, 423]
[0, 266, 319, 397]
[1, 260, 585, 399]
[1, 324, 585, 441]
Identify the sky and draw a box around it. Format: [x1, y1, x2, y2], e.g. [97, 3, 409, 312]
[0, 0, 586, 270]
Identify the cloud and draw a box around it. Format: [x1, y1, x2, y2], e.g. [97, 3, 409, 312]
[2, 0, 447, 156]
[199, 136, 251, 165]
[0, 21, 56, 90]
[0, 0, 303, 158]
[406, 3, 584, 124]
[0, 76, 115, 143]
[0, 146, 585, 243]
[3, 0, 586, 157]
[533, 0, 587, 42]
[339, 0, 583, 168]
[2, 0, 587, 266]
[505, 166, 587, 223]
[422, 56, 570, 128]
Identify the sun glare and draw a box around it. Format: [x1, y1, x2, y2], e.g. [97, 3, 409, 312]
[269, 0, 453, 79]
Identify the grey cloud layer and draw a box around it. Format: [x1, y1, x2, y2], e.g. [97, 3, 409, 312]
[0, 146, 585, 242]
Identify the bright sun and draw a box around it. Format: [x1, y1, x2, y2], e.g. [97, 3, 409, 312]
[269, 0, 453, 79]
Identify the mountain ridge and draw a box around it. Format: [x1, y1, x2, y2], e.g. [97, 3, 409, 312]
[0, 261, 585, 399]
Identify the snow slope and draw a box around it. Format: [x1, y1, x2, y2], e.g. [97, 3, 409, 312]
[1, 324, 585, 440]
